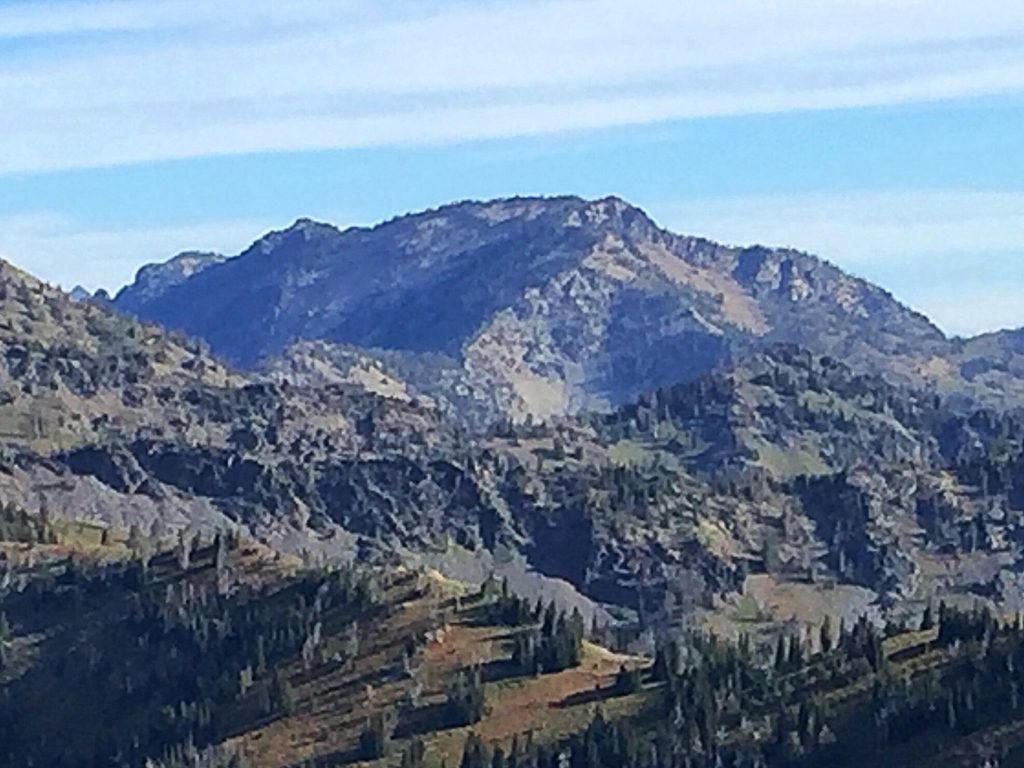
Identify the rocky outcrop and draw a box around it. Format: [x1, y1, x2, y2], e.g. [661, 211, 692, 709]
[113, 251, 225, 316]
[5, 210, 1024, 622]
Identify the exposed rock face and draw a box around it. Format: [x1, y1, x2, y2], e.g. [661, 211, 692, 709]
[0, 261, 242, 453]
[112, 196, 976, 424]
[114, 251, 225, 316]
[3, 255, 1024, 620]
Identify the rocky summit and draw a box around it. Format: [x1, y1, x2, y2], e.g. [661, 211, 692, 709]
[115, 196, 1007, 425]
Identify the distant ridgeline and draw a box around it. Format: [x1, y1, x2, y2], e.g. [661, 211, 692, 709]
[108, 196, 1024, 425]
[2, 239, 1024, 628]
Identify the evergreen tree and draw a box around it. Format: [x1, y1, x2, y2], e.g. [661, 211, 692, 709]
[446, 667, 486, 726]
[360, 712, 394, 760]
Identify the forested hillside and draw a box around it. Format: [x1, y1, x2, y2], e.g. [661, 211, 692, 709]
[5, 520, 1024, 767]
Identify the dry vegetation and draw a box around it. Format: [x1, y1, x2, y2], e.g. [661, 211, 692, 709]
[230, 578, 648, 768]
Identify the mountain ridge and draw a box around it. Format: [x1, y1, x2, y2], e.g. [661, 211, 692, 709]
[109, 195, 991, 424]
[113, 250, 226, 316]
[3, 252, 1024, 639]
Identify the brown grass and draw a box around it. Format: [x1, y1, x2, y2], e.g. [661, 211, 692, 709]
[231, 589, 648, 768]
[424, 639, 647, 766]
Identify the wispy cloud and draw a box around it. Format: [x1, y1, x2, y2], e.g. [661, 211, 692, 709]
[1, 0, 1024, 173]
[654, 189, 1024, 336]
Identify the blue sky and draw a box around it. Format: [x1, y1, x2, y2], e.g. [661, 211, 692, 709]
[0, 0, 1023, 336]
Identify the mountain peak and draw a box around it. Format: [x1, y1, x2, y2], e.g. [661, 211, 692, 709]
[248, 218, 343, 257]
[285, 217, 339, 235]
[68, 285, 93, 302]
[114, 250, 226, 316]
[105, 196, 982, 421]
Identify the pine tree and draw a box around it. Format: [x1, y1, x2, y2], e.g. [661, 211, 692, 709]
[775, 634, 788, 673]
[461, 733, 489, 768]
[921, 603, 935, 631]
[446, 667, 486, 726]
[615, 664, 643, 695]
[360, 712, 393, 759]
[819, 617, 833, 655]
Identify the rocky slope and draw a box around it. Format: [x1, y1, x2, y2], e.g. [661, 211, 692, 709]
[4, 209, 1024, 626]
[113, 196, 985, 424]
[112, 250, 225, 315]
[0, 260, 468, 557]
[0, 260, 632, 613]
[45, 330, 1023, 622]
[586, 346, 1024, 608]
[0, 260, 241, 453]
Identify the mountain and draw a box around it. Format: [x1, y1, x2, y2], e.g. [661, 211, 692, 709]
[0, 260, 240, 452]
[113, 250, 226, 316]
[112, 196, 982, 423]
[0, 259, 473, 558]
[587, 345, 1024, 606]
[0, 258, 628, 617]
[4, 201, 1024, 618]
[2, 253, 1014, 618]
[6, 247, 1024, 766]
[948, 328, 1024, 408]
[67, 285, 93, 302]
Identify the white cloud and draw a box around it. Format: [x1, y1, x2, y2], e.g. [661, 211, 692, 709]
[653, 190, 1024, 336]
[657, 191, 1024, 264]
[1, 0, 1023, 173]
[0, 213, 273, 290]
[0, 0, 373, 39]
